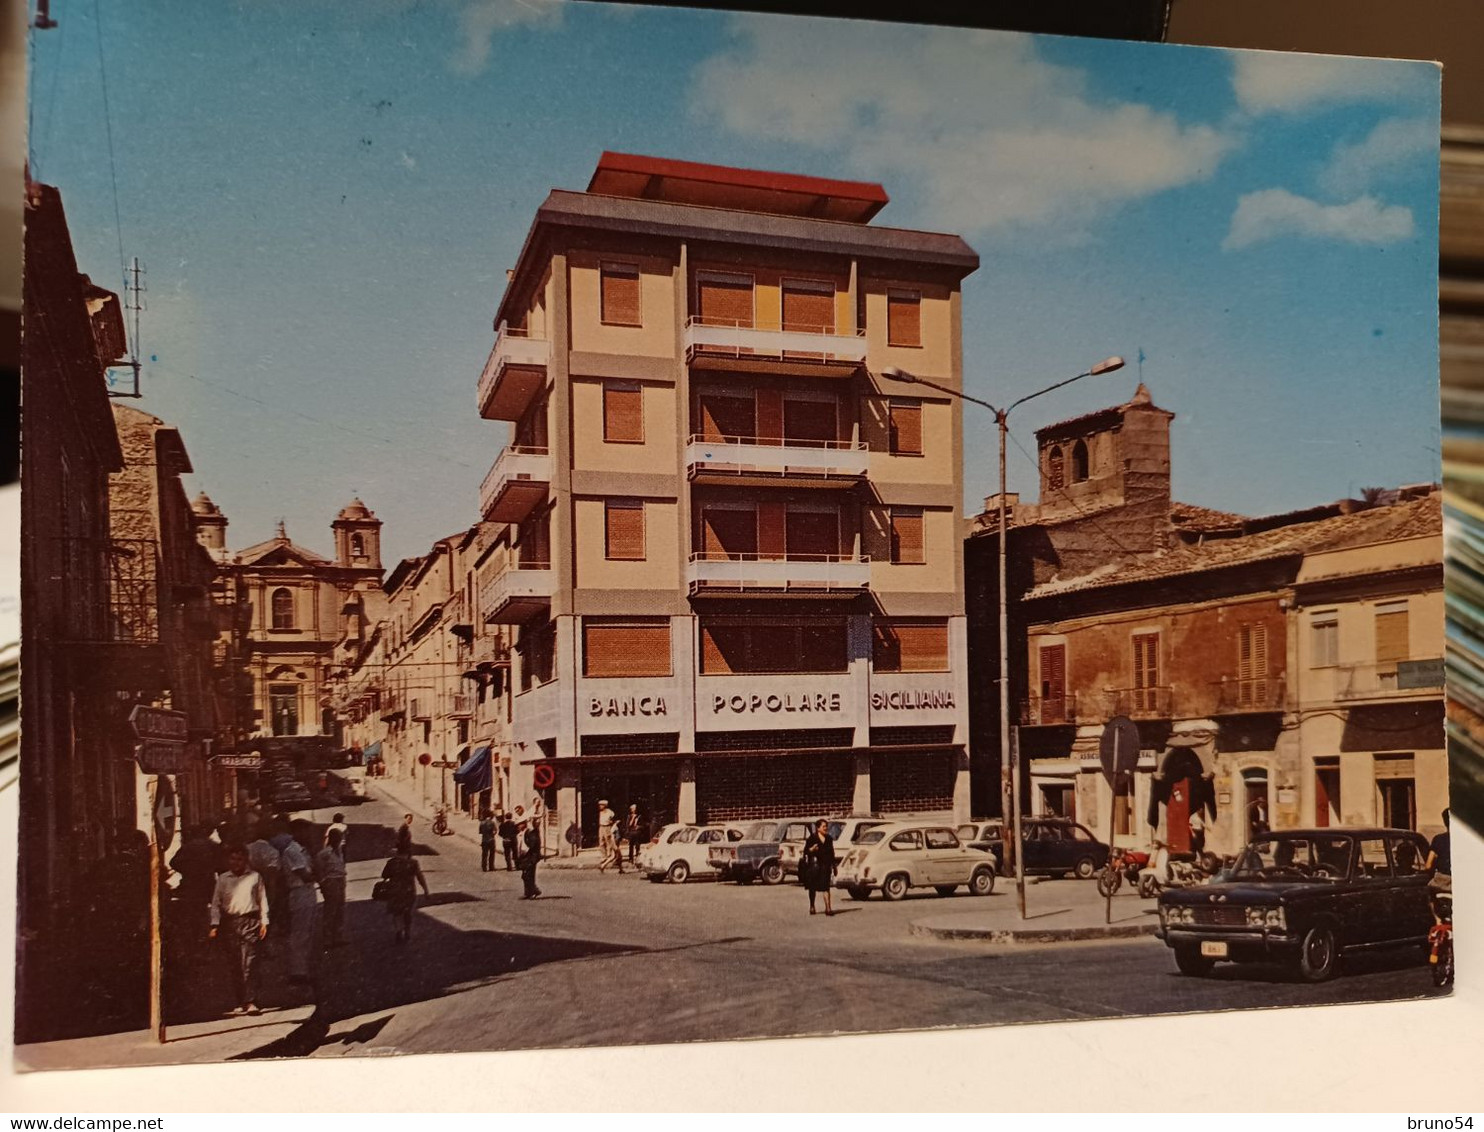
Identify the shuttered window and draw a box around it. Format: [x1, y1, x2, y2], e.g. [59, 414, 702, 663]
[603, 382, 644, 443]
[604, 500, 645, 560]
[784, 509, 839, 560]
[696, 273, 754, 328]
[699, 393, 755, 442]
[1238, 623, 1269, 706]
[701, 508, 757, 559]
[887, 289, 921, 347]
[782, 398, 837, 446]
[1311, 612, 1339, 668]
[890, 508, 925, 564]
[782, 279, 835, 334]
[600, 262, 642, 326]
[1039, 644, 1067, 722]
[699, 619, 848, 674]
[1375, 602, 1410, 664]
[873, 619, 950, 673]
[1132, 632, 1160, 712]
[583, 618, 671, 678]
[889, 399, 922, 455]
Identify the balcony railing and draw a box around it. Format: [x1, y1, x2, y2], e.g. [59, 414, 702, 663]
[686, 434, 868, 484]
[479, 562, 554, 624]
[410, 698, 431, 721]
[1335, 658, 1445, 702]
[683, 316, 867, 370]
[477, 323, 550, 421]
[1020, 696, 1078, 726]
[1083, 686, 1173, 720]
[448, 693, 475, 719]
[1212, 677, 1286, 713]
[686, 551, 870, 595]
[479, 445, 552, 523]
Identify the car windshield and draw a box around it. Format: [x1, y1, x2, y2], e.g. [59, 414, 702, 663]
[827, 822, 847, 841]
[1233, 835, 1352, 880]
[857, 830, 886, 846]
[743, 822, 775, 840]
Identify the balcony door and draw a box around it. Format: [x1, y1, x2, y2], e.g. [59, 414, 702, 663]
[696, 272, 754, 329]
[784, 509, 840, 561]
[782, 397, 838, 448]
[701, 506, 757, 561]
[699, 392, 755, 443]
[1039, 644, 1067, 724]
[781, 279, 835, 334]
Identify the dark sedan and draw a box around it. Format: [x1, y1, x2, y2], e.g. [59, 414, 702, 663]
[1157, 828, 1434, 982]
[1020, 818, 1110, 879]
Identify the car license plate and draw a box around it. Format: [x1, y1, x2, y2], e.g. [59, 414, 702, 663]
[1200, 941, 1228, 958]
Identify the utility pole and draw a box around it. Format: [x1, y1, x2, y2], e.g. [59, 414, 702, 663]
[110, 257, 145, 398]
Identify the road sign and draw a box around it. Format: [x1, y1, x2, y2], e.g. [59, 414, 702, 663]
[151, 775, 177, 845]
[212, 752, 264, 771]
[418, 752, 432, 766]
[431, 759, 458, 769]
[532, 763, 556, 789]
[1099, 716, 1140, 781]
[129, 705, 189, 743]
[137, 740, 195, 775]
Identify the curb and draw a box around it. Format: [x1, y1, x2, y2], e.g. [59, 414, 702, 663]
[909, 919, 1161, 944]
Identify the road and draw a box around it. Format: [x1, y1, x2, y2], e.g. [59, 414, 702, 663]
[173, 794, 1445, 1060]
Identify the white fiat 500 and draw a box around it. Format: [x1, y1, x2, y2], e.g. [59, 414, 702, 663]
[834, 822, 997, 901]
[639, 823, 749, 884]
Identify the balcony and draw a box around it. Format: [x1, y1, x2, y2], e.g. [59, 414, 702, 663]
[380, 693, 405, 722]
[479, 445, 552, 523]
[1212, 677, 1286, 714]
[410, 698, 431, 722]
[1334, 658, 1445, 704]
[686, 435, 868, 489]
[477, 323, 550, 421]
[683, 316, 867, 376]
[1080, 686, 1173, 721]
[448, 693, 475, 719]
[686, 551, 870, 598]
[480, 562, 554, 624]
[1020, 696, 1078, 727]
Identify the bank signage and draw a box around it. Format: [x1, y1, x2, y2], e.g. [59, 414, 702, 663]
[870, 689, 955, 711]
[589, 695, 669, 718]
[713, 691, 843, 716]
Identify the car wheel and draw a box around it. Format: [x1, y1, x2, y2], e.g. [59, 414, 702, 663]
[881, 874, 910, 901]
[968, 868, 995, 897]
[1297, 925, 1339, 982]
[934, 885, 958, 896]
[1074, 857, 1096, 880]
[1173, 945, 1214, 977]
[847, 886, 871, 901]
[667, 860, 690, 884]
[760, 861, 784, 886]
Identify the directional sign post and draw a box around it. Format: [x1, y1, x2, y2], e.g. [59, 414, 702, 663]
[1099, 716, 1141, 924]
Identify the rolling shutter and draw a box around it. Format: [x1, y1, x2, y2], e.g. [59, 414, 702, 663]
[1375, 603, 1410, 664]
[896, 621, 950, 672]
[889, 400, 922, 455]
[700, 623, 744, 674]
[784, 509, 839, 559]
[783, 398, 838, 446]
[755, 388, 784, 446]
[702, 508, 757, 558]
[758, 502, 787, 559]
[890, 509, 925, 564]
[1040, 644, 1066, 721]
[887, 289, 921, 347]
[583, 620, 671, 678]
[699, 393, 755, 442]
[800, 621, 848, 672]
[1238, 624, 1268, 706]
[603, 382, 643, 443]
[697, 274, 753, 328]
[600, 263, 641, 326]
[782, 280, 835, 334]
[604, 500, 645, 560]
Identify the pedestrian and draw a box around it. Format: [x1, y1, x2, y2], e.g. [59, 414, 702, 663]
[281, 820, 319, 985]
[479, 810, 498, 872]
[325, 813, 348, 858]
[519, 818, 542, 899]
[499, 811, 519, 871]
[395, 812, 415, 854]
[245, 820, 284, 945]
[1189, 809, 1207, 857]
[315, 828, 348, 948]
[800, 818, 837, 916]
[169, 824, 223, 946]
[596, 799, 622, 873]
[209, 844, 269, 1016]
[381, 843, 428, 942]
[623, 803, 647, 865]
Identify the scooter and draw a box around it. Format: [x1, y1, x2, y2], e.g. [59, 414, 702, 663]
[1137, 843, 1210, 898]
[1096, 846, 1152, 897]
[1428, 891, 1453, 988]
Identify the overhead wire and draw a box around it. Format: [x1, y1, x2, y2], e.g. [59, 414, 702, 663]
[1002, 425, 1140, 559]
[91, 0, 127, 287]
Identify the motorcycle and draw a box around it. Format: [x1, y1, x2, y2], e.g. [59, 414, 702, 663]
[432, 806, 451, 837]
[1137, 843, 1212, 898]
[1096, 846, 1151, 898]
[1428, 890, 1453, 988]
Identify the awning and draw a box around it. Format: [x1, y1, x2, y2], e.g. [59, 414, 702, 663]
[362, 740, 382, 763]
[453, 745, 493, 791]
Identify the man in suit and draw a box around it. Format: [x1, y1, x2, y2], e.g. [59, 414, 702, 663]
[519, 819, 542, 900]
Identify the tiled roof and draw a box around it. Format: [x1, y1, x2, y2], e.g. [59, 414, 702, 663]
[1026, 493, 1441, 599]
[1168, 501, 1247, 530]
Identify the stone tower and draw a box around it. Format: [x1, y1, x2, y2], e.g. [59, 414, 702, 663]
[332, 497, 382, 570]
[1034, 382, 1173, 525]
[190, 490, 229, 559]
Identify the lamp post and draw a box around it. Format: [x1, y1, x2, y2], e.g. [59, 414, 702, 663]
[884, 356, 1124, 918]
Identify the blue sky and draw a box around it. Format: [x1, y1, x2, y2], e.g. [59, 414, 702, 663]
[29, 2, 1441, 564]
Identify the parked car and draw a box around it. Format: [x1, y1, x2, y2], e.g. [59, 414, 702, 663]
[639, 823, 750, 883]
[1020, 818, 1110, 879]
[834, 822, 997, 901]
[1158, 828, 1434, 982]
[327, 767, 368, 803]
[778, 816, 889, 878]
[709, 819, 818, 885]
[269, 781, 314, 811]
[957, 820, 1007, 872]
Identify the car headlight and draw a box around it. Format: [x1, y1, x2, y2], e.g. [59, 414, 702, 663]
[1266, 907, 1285, 930]
[1166, 906, 1192, 925]
[1245, 906, 1265, 927]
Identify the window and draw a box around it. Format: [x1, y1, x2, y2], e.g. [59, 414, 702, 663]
[269, 683, 299, 736]
[350, 533, 365, 558]
[782, 397, 837, 447]
[1314, 758, 1340, 827]
[781, 278, 835, 334]
[1390, 834, 1427, 876]
[1356, 837, 1393, 880]
[1071, 440, 1090, 483]
[1113, 776, 1133, 836]
[603, 381, 644, 443]
[583, 618, 671, 678]
[1311, 612, 1339, 668]
[1375, 601, 1410, 664]
[887, 288, 921, 347]
[604, 500, 645, 561]
[1038, 643, 1067, 722]
[696, 271, 753, 328]
[1131, 632, 1160, 711]
[1237, 623, 1269, 706]
[925, 828, 959, 849]
[699, 618, 848, 674]
[872, 619, 950, 673]
[784, 509, 839, 560]
[1047, 446, 1064, 492]
[1375, 754, 1416, 830]
[518, 617, 557, 692]
[889, 508, 925, 565]
[889, 829, 923, 851]
[600, 262, 641, 326]
[888, 399, 922, 456]
[271, 587, 295, 629]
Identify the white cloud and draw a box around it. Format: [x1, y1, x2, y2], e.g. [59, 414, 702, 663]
[1231, 52, 1431, 116]
[1317, 115, 1435, 197]
[452, 0, 564, 76]
[690, 19, 1232, 238]
[1223, 188, 1413, 250]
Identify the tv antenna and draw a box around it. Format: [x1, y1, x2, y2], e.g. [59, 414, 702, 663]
[108, 256, 145, 398]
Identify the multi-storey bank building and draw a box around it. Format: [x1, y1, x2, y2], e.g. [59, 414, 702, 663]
[475, 153, 979, 843]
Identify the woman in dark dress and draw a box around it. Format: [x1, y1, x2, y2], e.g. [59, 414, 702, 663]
[381, 843, 429, 943]
[800, 818, 837, 917]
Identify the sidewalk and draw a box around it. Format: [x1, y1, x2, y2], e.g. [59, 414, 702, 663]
[909, 877, 1162, 944]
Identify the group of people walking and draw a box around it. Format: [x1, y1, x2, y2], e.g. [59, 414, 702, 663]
[475, 808, 545, 898]
[595, 800, 647, 873]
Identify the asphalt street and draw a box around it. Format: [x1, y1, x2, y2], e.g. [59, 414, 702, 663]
[172, 794, 1447, 1060]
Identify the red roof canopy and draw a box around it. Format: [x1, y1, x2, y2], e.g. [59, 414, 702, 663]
[587, 151, 888, 224]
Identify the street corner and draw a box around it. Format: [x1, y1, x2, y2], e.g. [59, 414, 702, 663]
[908, 908, 1161, 945]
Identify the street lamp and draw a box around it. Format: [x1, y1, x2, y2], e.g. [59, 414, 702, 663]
[884, 356, 1124, 919]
